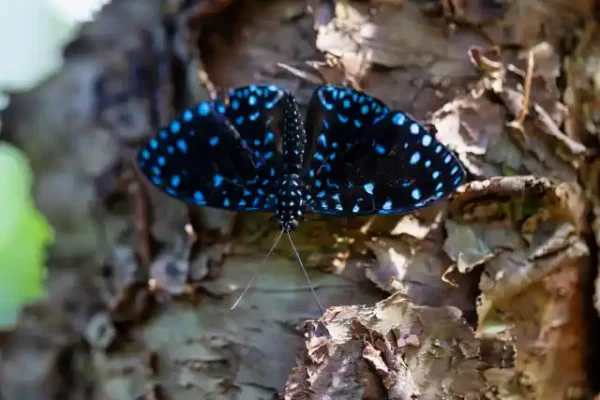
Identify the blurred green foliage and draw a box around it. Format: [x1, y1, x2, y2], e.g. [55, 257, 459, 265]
[0, 143, 53, 329]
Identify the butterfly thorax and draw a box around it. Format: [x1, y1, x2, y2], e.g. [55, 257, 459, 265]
[276, 92, 307, 232]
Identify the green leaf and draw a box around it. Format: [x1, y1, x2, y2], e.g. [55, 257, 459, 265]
[0, 143, 53, 329]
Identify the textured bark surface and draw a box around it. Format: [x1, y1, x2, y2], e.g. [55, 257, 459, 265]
[1, 0, 600, 399]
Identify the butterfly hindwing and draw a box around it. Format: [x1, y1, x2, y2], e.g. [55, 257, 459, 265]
[224, 85, 285, 176]
[302, 99, 465, 216]
[136, 94, 285, 212]
[300, 86, 391, 213]
[302, 85, 389, 174]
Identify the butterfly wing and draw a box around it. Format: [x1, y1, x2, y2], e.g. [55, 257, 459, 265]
[136, 85, 286, 212]
[224, 85, 285, 174]
[300, 85, 390, 210]
[302, 87, 465, 215]
[303, 85, 389, 162]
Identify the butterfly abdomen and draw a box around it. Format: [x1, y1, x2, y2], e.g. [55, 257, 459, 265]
[275, 173, 304, 231]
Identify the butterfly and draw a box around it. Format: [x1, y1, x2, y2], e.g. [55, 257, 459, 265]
[136, 84, 466, 313]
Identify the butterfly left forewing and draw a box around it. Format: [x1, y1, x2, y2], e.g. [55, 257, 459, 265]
[136, 100, 278, 212]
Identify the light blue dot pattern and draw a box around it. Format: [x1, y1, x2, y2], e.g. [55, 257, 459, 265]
[183, 110, 193, 122]
[170, 121, 181, 133]
[198, 103, 210, 116]
[318, 134, 327, 147]
[410, 152, 420, 165]
[213, 174, 223, 187]
[393, 113, 406, 125]
[264, 132, 274, 144]
[176, 139, 187, 153]
[411, 188, 421, 200]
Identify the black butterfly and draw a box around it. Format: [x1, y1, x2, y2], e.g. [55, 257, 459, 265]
[136, 84, 466, 312]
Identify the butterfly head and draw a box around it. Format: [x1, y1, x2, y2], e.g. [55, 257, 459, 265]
[279, 218, 299, 232]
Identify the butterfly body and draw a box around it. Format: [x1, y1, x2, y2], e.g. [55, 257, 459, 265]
[137, 84, 466, 233]
[275, 93, 308, 232]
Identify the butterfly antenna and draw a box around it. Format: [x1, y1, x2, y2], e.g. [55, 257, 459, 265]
[230, 229, 284, 310]
[286, 231, 325, 315]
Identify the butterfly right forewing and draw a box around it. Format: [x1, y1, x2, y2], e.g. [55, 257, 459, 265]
[334, 111, 465, 215]
[300, 85, 464, 216]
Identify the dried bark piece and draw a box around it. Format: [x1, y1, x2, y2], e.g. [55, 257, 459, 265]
[284, 294, 488, 399]
[316, 2, 463, 68]
[460, 45, 587, 183]
[564, 22, 600, 142]
[448, 176, 591, 399]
